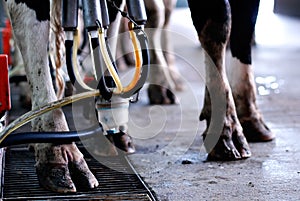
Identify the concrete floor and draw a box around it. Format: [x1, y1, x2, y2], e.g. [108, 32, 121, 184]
[5, 1, 300, 201]
[125, 2, 300, 201]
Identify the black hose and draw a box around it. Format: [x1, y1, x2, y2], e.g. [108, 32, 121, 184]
[9, 75, 27, 85]
[65, 39, 86, 92]
[0, 124, 103, 148]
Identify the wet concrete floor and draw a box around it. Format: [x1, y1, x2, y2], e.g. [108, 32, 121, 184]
[125, 4, 300, 201]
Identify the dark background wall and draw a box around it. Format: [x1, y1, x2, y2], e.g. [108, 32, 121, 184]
[274, 0, 300, 17]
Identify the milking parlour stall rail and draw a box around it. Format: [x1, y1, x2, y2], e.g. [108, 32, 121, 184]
[0, 0, 157, 200]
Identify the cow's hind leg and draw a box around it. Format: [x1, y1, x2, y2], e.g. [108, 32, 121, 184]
[4, 0, 98, 192]
[162, 0, 185, 91]
[145, 0, 177, 104]
[229, 0, 274, 142]
[188, 0, 251, 160]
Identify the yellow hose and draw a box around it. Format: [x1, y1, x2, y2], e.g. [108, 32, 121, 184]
[72, 29, 95, 91]
[0, 90, 100, 144]
[122, 28, 142, 92]
[98, 28, 123, 94]
[97, 26, 143, 94]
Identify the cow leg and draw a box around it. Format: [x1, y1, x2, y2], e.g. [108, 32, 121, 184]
[145, 0, 177, 104]
[229, 0, 274, 142]
[162, 0, 184, 91]
[4, 0, 98, 192]
[188, 0, 251, 160]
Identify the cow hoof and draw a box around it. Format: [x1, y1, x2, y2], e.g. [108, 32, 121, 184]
[69, 158, 99, 190]
[36, 163, 76, 193]
[35, 144, 99, 193]
[87, 132, 135, 156]
[203, 128, 251, 161]
[109, 131, 136, 154]
[240, 118, 275, 142]
[148, 85, 177, 105]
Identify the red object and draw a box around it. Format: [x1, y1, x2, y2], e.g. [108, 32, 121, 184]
[2, 20, 12, 65]
[84, 75, 95, 84]
[0, 54, 11, 113]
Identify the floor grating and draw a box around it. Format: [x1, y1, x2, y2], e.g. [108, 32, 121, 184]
[1, 146, 156, 200]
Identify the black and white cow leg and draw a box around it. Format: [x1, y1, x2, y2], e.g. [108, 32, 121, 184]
[188, 0, 251, 160]
[200, 54, 251, 161]
[229, 58, 275, 142]
[4, 0, 98, 193]
[228, 0, 274, 142]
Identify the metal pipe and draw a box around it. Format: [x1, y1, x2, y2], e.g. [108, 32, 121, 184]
[82, 0, 102, 30]
[100, 0, 110, 28]
[126, 0, 147, 25]
[61, 0, 79, 31]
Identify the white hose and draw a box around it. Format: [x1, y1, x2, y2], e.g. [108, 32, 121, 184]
[98, 28, 123, 94]
[72, 30, 95, 91]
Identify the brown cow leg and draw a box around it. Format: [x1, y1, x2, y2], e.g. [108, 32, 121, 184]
[229, 59, 275, 142]
[162, 0, 185, 91]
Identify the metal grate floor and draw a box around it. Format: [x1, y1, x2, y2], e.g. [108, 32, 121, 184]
[1, 146, 156, 200]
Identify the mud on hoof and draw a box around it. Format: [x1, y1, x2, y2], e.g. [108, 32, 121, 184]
[35, 144, 99, 193]
[240, 117, 275, 142]
[69, 158, 99, 190]
[36, 163, 76, 193]
[203, 127, 252, 161]
[85, 131, 135, 156]
[36, 161, 99, 193]
[201, 107, 251, 161]
[147, 84, 177, 105]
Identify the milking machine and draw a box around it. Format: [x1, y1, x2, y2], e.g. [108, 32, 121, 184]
[0, 0, 149, 148]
